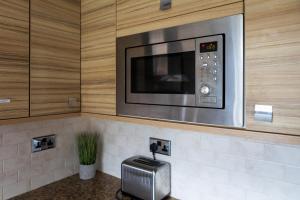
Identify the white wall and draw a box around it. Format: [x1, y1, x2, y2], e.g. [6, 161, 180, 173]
[0, 117, 88, 200]
[1, 116, 300, 200]
[89, 117, 300, 200]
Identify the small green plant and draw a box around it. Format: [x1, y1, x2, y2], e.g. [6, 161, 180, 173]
[77, 132, 99, 165]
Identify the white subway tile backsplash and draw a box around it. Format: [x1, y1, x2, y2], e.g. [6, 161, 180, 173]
[284, 166, 300, 185]
[214, 153, 246, 171]
[65, 158, 77, 174]
[201, 134, 232, 153]
[18, 165, 42, 183]
[54, 168, 73, 182]
[28, 128, 54, 139]
[0, 117, 85, 199]
[245, 159, 285, 180]
[90, 118, 300, 200]
[31, 148, 57, 167]
[229, 139, 265, 159]
[31, 171, 54, 190]
[245, 191, 270, 200]
[228, 171, 266, 193]
[0, 171, 18, 187]
[0, 146, 17, 161]
[172, 131, 202, 162]
[2, 131, 29, 146]
[0, 162, 2, 176]
[263, 178, 300, 200]
[1, 116, 300, 200]
[3, 157, 30, 173]
[3, 180, 30, 200]
[175, 178, 214, 200]
[198, 165, 229, 184]
[45, 158, 65, 172]
[99, 153, 121, 178]
[264, 144, 300, 166]
[214, 183, 246, 200]
[17, 143, 31, 158]
[134, 124, 160, 139]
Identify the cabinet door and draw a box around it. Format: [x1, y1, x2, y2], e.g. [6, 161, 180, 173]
[31, 0, 81, 116]
[245, 0, 300, 135]
[117, 0, 243, 37]
[0, 0, 29, 119]
[81, 0, 116, 115]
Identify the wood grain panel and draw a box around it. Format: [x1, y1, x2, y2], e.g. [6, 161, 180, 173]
[0, 113, 80, 126]
[117, 0, 243, 37]
[0, 0, 29, 119]
[245, 0, 300, 135]
[81, 0, 116, 115]
[31, 0, 81, 116]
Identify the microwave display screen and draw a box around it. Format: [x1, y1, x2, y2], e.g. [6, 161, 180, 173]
[200, 41, 218, 52]
[131, 51, 195, 94]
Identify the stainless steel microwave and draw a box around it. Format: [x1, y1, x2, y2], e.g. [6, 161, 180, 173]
[117, 15, 244, 128]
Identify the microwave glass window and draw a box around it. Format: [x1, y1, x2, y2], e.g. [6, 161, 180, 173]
[131, 51, 195, 94]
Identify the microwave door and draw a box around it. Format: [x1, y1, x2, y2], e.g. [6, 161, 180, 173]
[126, 39, 196, 107]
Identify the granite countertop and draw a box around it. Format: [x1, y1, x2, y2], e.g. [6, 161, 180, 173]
[11, 172, 175, 200]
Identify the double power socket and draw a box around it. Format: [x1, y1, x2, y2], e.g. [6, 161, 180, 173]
[149, 137, 171, 156]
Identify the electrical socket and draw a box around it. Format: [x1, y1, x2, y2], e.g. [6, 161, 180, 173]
[32, 135, 56, 153]
[150, 137, 171, 156]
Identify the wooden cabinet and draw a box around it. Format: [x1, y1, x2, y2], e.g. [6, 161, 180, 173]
[0, 0, 29, 119]
[80, 0, 242, 116]
[245, 0, 300, 135]
[81, 0, 243, 116]
[117, 0, 243, 37]
[30, 0, 81, 116]
[81, 0, 116, 115]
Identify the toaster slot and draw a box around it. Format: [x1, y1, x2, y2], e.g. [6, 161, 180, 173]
[133, 157, 162, 166]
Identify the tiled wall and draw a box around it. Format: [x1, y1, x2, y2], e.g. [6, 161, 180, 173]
[89, 118, 300, 200]
[1, 116, 300, 200]
[0, 117, 88, 200]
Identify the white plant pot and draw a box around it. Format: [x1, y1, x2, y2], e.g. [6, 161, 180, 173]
[79, 164, 96, 180]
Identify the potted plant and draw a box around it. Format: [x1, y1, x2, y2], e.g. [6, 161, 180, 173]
[77, 132, 99, 180]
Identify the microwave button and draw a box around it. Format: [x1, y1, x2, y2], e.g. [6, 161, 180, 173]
[200, 86, 210, 95]
[202, 62, 208, 67]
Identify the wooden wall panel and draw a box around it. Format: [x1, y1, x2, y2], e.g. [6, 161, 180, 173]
[31, 0, 81, 116]
[245, 0, 300, 135]
[81, 0, 116, 115]
[0, 0, 29, 119]
[117, 0, 243, 37]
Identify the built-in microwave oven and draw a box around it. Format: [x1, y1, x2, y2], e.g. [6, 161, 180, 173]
[117, 15, 244, 128]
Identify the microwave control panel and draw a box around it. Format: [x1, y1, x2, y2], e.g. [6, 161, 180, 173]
[196, 35, 224, 108]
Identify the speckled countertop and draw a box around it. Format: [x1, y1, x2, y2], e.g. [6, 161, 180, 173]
[11, 172, 175, 200]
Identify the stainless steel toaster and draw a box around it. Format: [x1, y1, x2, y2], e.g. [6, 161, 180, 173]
[121, 156, 171, 200]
